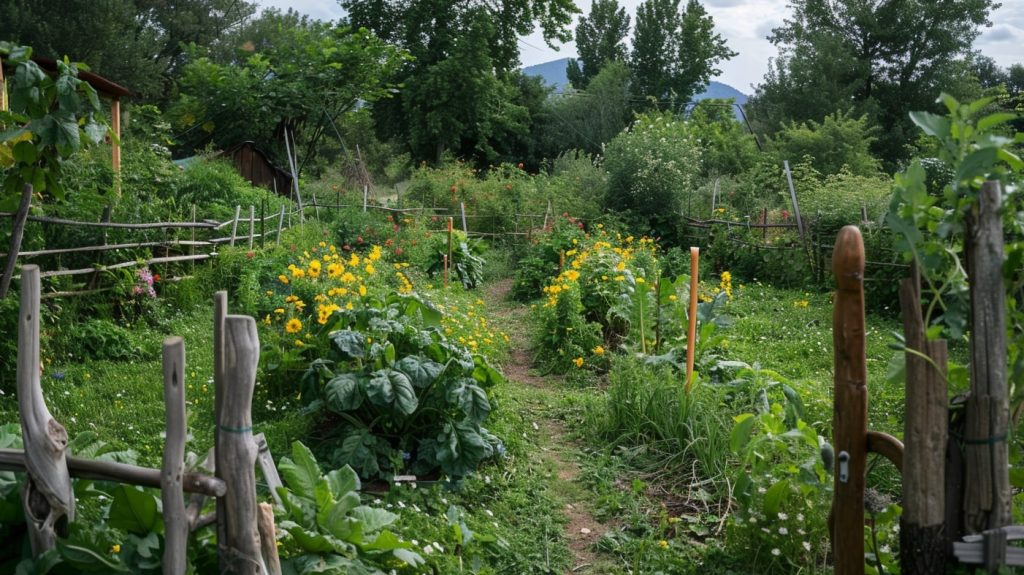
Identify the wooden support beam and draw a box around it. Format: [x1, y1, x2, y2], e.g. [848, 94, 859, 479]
[258, 503, 282, 575]
[17, 265, 74, 554]
[162, 337, 188, 575]
[831, 226, 866, 575]
[217, 314, 262, 574]
[964, 181, 1010, 535]
[112, 99, 121, 196]
[0, 184, 32, 299]
[0, 54, 7, 112]
[899, 264, 948, 575]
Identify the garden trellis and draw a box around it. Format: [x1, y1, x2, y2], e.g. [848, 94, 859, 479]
[0, 265, 286, 574]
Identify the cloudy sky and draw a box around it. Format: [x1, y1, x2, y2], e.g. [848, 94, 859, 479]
[256, 0, 1022, 94]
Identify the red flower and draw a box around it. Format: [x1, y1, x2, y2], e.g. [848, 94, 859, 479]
[153, 274, 161, 282]
[246, 251, 255, 259]
[517, 162, 524, 169]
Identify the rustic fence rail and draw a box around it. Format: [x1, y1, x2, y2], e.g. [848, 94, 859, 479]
[4, 268, 283, 574]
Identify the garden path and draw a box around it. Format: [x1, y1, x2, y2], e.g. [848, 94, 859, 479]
[485, 279, 615, 574]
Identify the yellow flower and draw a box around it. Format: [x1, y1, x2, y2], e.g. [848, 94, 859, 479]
[274, 308, 285, 314]
[564, 270, 580, 281]
[327, 262, 344, 279]
[285, 318, 302, 334]
[365, 263, 376, 275]
[346, 301, 354, 310]
[593, 345, 605, 355]
[278, 274, 289, 284]
[658, 540, 668, 549]
[616, 261, 626, 272]
[341, 272, 356, 283]
[369, 245, 383, 262]
[573, 357, 584, 368]
[111, 544, 121, 554]
[669, 294, 677, 301]
[359, 284, 367, 297]
[319, 241, 327, 248]
[614, 275, 625, 281]
[291, 267, 305, 279]
[348, 253, 360, 267]
[308, 259, 322, 277]
[636, 277, 645, 284]
[794, 300, 810, 308]
[295, 339, 305, 347]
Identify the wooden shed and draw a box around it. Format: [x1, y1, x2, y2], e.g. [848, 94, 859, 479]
[221, 142, 293, 196]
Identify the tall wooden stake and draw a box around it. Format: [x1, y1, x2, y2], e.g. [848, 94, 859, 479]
[443, 254, 449, 289]
[217, 314, 262, 574]
[460, 202, 468, 233]
[0, 183, 32, 299]
[161, 337, 188, 575]
[283, 128, 304, 222]
[276, 206, 285, 246]
[685, 247, 699, 393]
[963, 181, 1010, 534]
[230, 205, 241, 247]
[831, 226, 867, 575]
[248, 205, 255, 250]
[783, 160, 805, 242]
[447, 217, 454, 269]
[17, 265, 74, 554]
[112, 98, 122, 197]
[212, 292, 228, 571]
[900, 264, 948, 574]
[0, 55, 7, 112]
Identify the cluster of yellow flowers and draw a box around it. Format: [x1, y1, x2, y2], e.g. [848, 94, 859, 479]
[541, 229, 658, 310]
[265, 242, 405, 345]
[436, 296, 509, 356]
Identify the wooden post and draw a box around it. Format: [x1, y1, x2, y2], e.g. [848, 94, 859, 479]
[212, 292, 228, 571]
[260, 200, 265, 250]
[191, 205, 197, 274]
[558, 250, 565, 273]
[0, 183, 32, 299]
[783, 160, 805, 242]
[900, 264, 948, 574]
[447, 217, 454, 269]
[230, 205, 241, 247]
[685, 247, 699, 393]
[460, 202, 468, 234]
[17, 265, 75, 554]
[217, 314, 262, 574]
[831, 226, 866, 575]
[963, 180, 1010, 534]
[253, 433, 283, 507]
[276, 205, 286, 246]
[257, 503, 282, 575]
[363, 185, 369, 213]
[443, 254, 449, 289]
[654, 273, 662, 353]
[161, 337, 188, 575]
[112, 98, 122, 197]
[248, 205, 255, 250]
[311, 192, 320, 221]
[762, 207, 768, 242]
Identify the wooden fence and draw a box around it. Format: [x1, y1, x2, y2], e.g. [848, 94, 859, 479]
[829, 182, 1017, 574]
[0, 265, 284, 574]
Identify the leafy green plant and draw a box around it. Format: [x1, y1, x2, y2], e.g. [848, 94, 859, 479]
[275, 441, 424, 573]
[426, 231, 487, 290]
[299, 292, 505, 480]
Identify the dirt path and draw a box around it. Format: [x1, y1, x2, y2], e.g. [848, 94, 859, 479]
[486, 279, 611, 574]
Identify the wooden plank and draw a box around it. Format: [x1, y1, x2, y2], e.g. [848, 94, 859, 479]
[953, 542, 1024, 566]
[831, 226, 866, 575]
[32, 253, 214, 279]
[16, 265, 74, 554]
[0, 184, 33, 299]
[217, 315, 262, 573]
[963, 181, 1010, 534]
[161, 337, 188, 575]
[257, 503, 282, 575]
[2, 240, 214, 259]
[899, 264, 948, 574]
[0, 448, 226, 497]
[253, 433, 283, 506]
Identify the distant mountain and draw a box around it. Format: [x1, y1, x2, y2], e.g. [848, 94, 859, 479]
[522, 57, 749, 119]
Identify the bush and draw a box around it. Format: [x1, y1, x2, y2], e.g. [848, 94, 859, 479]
[603, 111, 703, 236]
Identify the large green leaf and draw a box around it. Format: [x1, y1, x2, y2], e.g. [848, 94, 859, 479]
[325, 465, 360, 499]
[730, 413, 756, 453]
[394, 356, 444, 388]
[279, 441, 322, 500]
[909, 110, 950, 138]
[365, 369, 418, 415]
[436, 421, 493, 477]
[350, 506, 398, 534]
[324, 373, 365, 412]
[330, 330, 366, 360]
[107, 485, 162, 535]
[318, 492, 362, 540]
[471, 355, 504, 387]
[447, 380, 491, 424]
[762, 479, 790, 516]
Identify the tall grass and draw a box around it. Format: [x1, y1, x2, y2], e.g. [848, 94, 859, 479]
[585, 356, 732, 490]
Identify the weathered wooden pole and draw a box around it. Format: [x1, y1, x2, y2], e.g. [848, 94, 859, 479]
[217, 314, 262, 573]
[900, 264, 948, 574]
[447, 217, 454, 268]
[460, 202, 468, 234]
[283, 128, 304, 222]
[963, 180, 1010, 534]
[17, 264, 75, 554]
[212, 292, 228, 570]
[230, 205, 241, 247]
[161, 337, 188, 575]
[112, 98, 122, 197]
[0, 54, 7, 112]
[783, 160, 805, 242]
[831, 226, 867, 575]
[253, 433, 284, 507]
[0, 183, 32, 299]
[248, 205, 255, 250]
[685, 247, 699, 393]
[257, 503, 282, 575]
[276, 206, 285, 247]
[443, 254, 449, 289]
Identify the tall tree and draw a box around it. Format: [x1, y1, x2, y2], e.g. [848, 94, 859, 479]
[629, 0, 734, 108]
[544, 60, 632, 156]
[749, 0, 997, 167]
[343, 0, 578, 165]
[566, 0, 631, 89]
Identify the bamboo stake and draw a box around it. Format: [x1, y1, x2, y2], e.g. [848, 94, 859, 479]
[17, 265, 74, 554]
[831, 226, 867, 575]
[0, 54, 7, 112]
[276, 206, 285, 246]
[685, 247, 699, 393]
[447, 217, 454, 268]
[230, 205, 241, 247]
[161, 337, 188, 575]
[248, 205, 255, 250]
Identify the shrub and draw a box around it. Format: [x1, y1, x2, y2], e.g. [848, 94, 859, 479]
[603, 111, 703, 236]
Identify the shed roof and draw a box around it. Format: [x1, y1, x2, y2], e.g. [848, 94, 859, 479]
[2, 56, 134, 99]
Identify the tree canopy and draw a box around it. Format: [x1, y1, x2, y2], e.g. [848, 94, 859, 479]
[566, 0, 631, 90]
